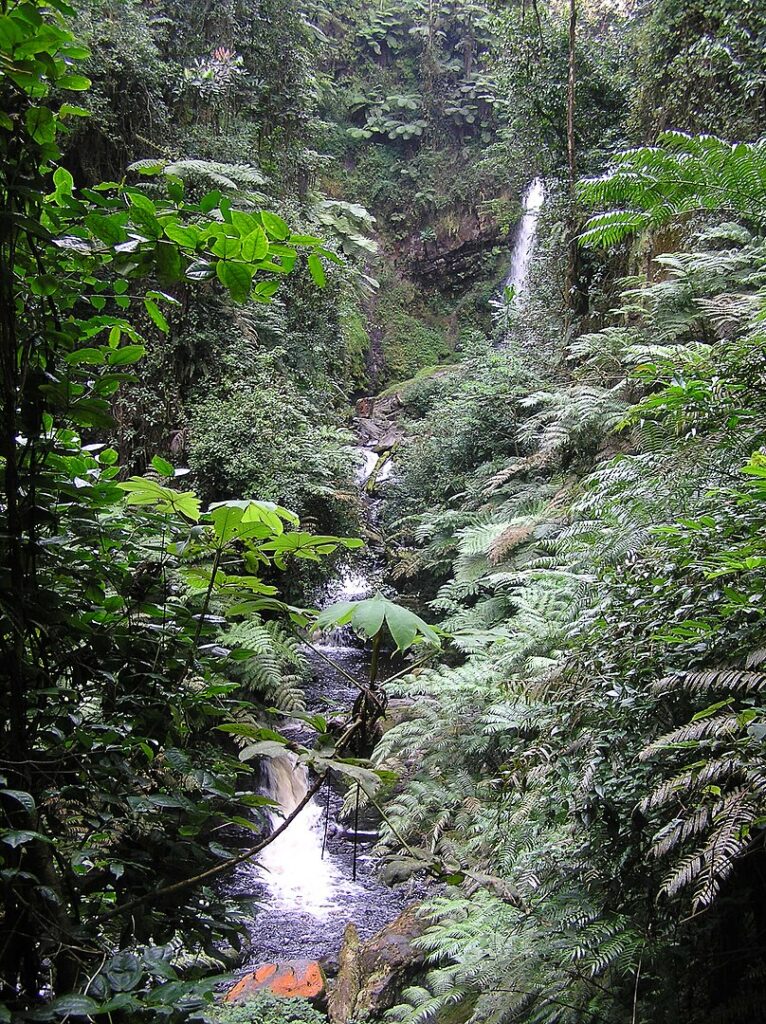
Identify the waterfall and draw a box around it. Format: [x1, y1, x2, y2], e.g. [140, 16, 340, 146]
[257, 752, 344, 917]
[230, 441, 412, 961]
[503, 177, 545, 304]
[355, 447, 378, 486]
[253, 460, 380, 919]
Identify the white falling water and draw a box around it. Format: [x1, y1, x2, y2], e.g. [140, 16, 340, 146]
[255, 452, 379, 917]
[258, 753, 348, 917]
[355, 447, 378, 486]
[503, 177, 545, 304]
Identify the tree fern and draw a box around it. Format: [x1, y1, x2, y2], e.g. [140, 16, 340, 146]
[223, 618, 307, 712]
[579, 132, 766, 247]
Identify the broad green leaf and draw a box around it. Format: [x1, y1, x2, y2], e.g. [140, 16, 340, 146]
[289, 233, 323, 245]
[208, 503, 246, 545]
[239, 740, 289, 761]
[106, 344, 145, 366]
[240, 227, 269, 262]
[230, 210, 258, 235]
[216, 260, 253, 303]
[315, 600, 356, 630]
[104, 952, 142, 992]
[185, 259, 214, 281]
[52, 166, 73, 197]
[58, 103, 90, 118]
[151, 455, 174, 477]
[117, 478, 200, 521]
[351, 597, 386, 638]
[0, 790, 36, 814]
[1, 829, 51, 848]
[216, 724, 287, 742]
[308, 252, 326, 287]
[30, 274, 58, 296]
[65, 347, 104, 365]
[315, 594, 440, 652]
[164, 222, 200, 248]
[59, 73, 91, 90]
[255, 280, 280, 299]
[261, 210, 290, 240]
[49, 995, 100, 1016]
[200, 189, 222, 213]
[25, 105, 55, 143]
[85, 213, 127, 246]
[156, 241, 182, 284]
[211, 234, 242, 260]
[384, 600, 419, 652]
[144, 298, 169, 334]
[0, 15, 25, 51]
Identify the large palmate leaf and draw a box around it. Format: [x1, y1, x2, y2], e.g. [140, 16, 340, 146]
[315, 593, 441, 652]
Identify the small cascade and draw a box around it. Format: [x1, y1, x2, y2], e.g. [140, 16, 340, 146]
[503, 177, 545, 304]
[257, 753, 345, 918]
[355, 447, 378, 486]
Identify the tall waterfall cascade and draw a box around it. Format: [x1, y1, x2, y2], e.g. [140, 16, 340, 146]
[503, 177, 545, 304]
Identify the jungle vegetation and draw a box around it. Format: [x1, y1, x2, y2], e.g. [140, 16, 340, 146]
[2, 1, 766, 1023]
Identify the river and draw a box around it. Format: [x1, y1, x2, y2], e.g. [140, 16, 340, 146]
[225, 448, 414, 967]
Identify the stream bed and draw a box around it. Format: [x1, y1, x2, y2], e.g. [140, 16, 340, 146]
[224, 449, 416, 968]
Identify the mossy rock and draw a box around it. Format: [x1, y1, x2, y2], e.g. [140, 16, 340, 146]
[328, 906, 426, 1024]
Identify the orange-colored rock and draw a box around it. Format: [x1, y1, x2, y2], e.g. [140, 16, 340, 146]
[224, 960, 326, 1004]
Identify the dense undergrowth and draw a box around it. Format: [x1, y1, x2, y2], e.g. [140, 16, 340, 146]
[376, 136, 766, 1023]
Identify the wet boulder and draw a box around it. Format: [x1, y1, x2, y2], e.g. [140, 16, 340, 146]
[224, 960, 326, 1005]
[328, 905, 426, 1023]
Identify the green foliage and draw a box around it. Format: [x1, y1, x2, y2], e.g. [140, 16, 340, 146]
[634, 0, 766, 140]
[387, 339, 531, 532]
[493, 0, 632, 173]
[205, 995, 326, 1024]
[376, 279, 453, 385]
[0, 5, 361, 1015]
[316, 593, 441, 652]
[579, 131, 766, 246]
[377, 138, 766, 1024]
[188, 364, 356, 533]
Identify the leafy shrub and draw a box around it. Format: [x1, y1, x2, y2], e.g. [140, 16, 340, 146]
[205, 995, 326, 1024]
[188, 358, 356, 535]
[389, 338, 530, 518]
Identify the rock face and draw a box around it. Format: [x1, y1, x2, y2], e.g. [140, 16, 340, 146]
[328, 905, 425, 1024]
[355, 393, 404, 451]
[407, 200, 516, 287]
[224, 960, 326, 1004]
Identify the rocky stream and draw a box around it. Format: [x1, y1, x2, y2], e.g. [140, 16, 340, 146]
[219, 179, 545, 1019]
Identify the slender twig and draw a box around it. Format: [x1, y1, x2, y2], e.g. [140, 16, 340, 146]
[321, 773, 332, 860]
[352, 782, 360, 881]
[179, 541, 223, 680]
[632, 949, 644, 1024]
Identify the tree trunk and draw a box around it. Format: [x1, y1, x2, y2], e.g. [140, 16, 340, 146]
[565, 0, 584, 313]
